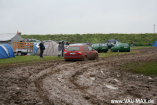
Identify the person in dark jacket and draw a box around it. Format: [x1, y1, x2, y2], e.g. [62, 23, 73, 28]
[58, 42, 62, 57]
[61, 41, 65, 57]
[39, 40, 45, 58]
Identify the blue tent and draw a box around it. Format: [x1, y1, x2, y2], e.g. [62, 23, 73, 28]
[152, 41, 157, 46]
[0, 44, 15, 59]
[107, 39, 118, 42]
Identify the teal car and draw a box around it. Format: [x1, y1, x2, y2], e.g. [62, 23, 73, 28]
[111, 43, 130, 52]
[92, 43, 108, 52]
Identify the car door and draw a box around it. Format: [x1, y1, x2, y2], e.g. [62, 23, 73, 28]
[87, 46, 95, 59]
[83, 46, 90, 59]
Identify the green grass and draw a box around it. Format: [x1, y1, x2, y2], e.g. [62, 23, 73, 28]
[99, 49, 138, 57]
[0, 56, 63, 66]
[122, 61, 157, 76]
[130, 46, 154, 50]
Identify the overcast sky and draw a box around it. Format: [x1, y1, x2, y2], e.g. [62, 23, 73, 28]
[0, 0, 157, 34]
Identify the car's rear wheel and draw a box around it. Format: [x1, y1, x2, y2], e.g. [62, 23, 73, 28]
[83, 55, 87, 61]
[127, 50, 130, 52]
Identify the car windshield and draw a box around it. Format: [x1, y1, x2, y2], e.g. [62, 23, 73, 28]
[122, 43, 129, 46]
[67, 46, 80, 51]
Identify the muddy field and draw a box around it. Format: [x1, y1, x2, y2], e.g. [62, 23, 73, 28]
[0, 48, 157, 105]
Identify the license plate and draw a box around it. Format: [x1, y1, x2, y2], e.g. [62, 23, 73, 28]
[102, 47, 106, 49]
[70, 53, 76, 54]
[124, 47, 127, 48]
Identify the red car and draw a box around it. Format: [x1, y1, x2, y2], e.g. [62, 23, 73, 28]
[64, 44, 98, 61]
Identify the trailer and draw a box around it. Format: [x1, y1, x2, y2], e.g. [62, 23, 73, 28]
[13, 42, 33, 55]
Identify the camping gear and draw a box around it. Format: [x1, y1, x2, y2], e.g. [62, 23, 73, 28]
[111, 43, 130, 52]
[92, 43, 108, 52]
[37, 41, 59, 56]
[0, 44, 15, 59]
[152, 41, 157, 46]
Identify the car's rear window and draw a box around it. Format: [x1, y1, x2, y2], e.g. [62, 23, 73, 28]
[100, 43, 107, 46]
[122, 43, 129, 46]
[67, 46, 80, 51]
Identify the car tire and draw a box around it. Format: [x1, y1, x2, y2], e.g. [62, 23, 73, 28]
[94, 54, 98, 60]
[17, 51, 22, 56]
[83, 55, 87, 61]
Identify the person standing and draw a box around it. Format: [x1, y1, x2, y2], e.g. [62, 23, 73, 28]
[61, 41, 65, 57]
[131, 41, 134, 46]
[39, 40, 45, 58]
[58, 42, 62, 57]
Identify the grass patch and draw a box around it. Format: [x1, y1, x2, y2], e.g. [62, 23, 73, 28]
[130, 46, 154, 50]
[122, 61, 157, 76]
[0, 56, 64, 66]
[99, 46, 153, 57]
[99, 49, 138, 57]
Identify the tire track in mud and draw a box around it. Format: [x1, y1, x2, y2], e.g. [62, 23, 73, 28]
[41, 61, 107, 105]
[29, 62, 79, 105]
[70, 66, 108, 105]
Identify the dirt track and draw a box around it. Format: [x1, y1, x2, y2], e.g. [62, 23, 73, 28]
[0, 48, 157, 105]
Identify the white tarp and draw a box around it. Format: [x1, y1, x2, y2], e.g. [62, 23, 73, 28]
[0, 33, 16, 41]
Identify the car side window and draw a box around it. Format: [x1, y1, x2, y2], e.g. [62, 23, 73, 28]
[87, 46, 93, 51]
[83, 46, 89, 51]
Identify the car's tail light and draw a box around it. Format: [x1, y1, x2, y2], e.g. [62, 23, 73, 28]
[64, 51, 67, 55]
[78, 51, 82, 55]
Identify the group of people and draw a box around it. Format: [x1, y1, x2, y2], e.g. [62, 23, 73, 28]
[39, 40, 67, 58]
[58, 41, 65, 57]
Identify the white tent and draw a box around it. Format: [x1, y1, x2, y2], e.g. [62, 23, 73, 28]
[37, 41, 59, 56]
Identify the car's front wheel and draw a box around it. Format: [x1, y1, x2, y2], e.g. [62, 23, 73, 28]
[94, 54, 99, 60]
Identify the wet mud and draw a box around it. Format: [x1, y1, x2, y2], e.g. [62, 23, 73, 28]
[0, 48, 157, 105]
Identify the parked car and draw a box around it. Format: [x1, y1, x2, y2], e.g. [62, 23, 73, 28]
[92, 43, 108, 52]
[64, 44, 98, 61]
[111, 43, 130, 52]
